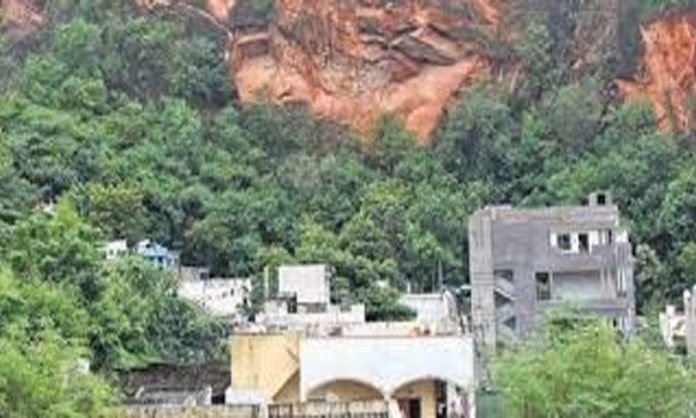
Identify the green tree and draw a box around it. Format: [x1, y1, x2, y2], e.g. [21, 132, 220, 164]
[4, 200, 103, 301]
[543, 79, 603, 154]
[435, 86, 514, 183]
[367, 115, 416, 175]
[676, 243, 696, 286]
[635, 244, 669, 309]
[169, 36, 232, 107]
[513, 20, 562, 102]
[0, 332, 113, 418]
[362, 286, 415, 322]
[494, 319, 696, 418]
[82, 182, 149, 244]
[93, 256, 227, 369]
[0, 269, 112, 417]
[0, 268, 88, 345]
[659, 163, 696, 250]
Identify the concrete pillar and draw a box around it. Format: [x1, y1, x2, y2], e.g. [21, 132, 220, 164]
[469, 213, 496, 350]
[387, 398, 402, 418]
[685, 288, 696, 356]
[659, 305, 676, 349]
[467, 391, 476, 418]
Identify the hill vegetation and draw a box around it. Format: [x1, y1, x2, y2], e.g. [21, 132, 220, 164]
[0, 0, 695, 416]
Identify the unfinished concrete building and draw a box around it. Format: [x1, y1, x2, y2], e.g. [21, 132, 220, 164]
[469, 192, 635, 348]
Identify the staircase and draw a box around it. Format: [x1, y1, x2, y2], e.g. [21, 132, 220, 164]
[493, 271, 517, 344]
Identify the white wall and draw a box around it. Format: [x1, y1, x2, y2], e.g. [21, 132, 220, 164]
[299, 336, 475, 400]
[179, 279, 251, 317]
[104, 240, 128, 261]
[400, 292, 458, 326]
[259, 304, 365, 330]
[278, 265, 330, 305]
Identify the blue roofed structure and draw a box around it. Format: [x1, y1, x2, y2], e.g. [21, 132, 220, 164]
[135, 240, 179, 269]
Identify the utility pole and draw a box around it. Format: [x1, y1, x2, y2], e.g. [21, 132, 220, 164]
[438, 260, 444, 292]
[263, 266, 270, 300]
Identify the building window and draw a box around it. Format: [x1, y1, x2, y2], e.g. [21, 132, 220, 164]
[287, 295, 298, 314]
[597, 193, 607, 205]
[557, 234, 572, 251]
[536, 272, 551, 301]
[600, 229, 614, 245]
[616, 269, 627, 297]
[579, 233, 589, 253]
[503, 316, 517, 331]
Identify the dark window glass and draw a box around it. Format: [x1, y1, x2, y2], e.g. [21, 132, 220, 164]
[579, 233, 589, 252]
[558, 234, 572, 250]
[536, 272, 551, 301]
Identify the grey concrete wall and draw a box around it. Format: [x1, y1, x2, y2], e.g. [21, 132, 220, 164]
[470, 202, 636, 350]
[469, 212, 495, 347]
[553, 271, 603, 300]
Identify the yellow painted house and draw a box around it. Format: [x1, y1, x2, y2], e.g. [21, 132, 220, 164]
[228, 330, 475, 418]
[230, 332, 301, 403]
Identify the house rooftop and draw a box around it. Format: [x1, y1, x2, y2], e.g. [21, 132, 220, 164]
[473, 203, 620, 224]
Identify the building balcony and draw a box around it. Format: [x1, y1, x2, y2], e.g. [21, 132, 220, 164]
[537, 296, 632, 314]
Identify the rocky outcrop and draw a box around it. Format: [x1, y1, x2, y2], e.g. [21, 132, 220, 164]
[226, 0, 498, 142]
[618, 11, 696, 132]
[0, 0, 42, 38]
[12, 0, 696, 138]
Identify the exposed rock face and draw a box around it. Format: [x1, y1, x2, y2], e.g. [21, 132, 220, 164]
[0, 0, 42, 38]
[229, 0, 498, 141]
[206, 0, 235, 21]
[618, 12, 696, 131]
[10, 0, 696, 138]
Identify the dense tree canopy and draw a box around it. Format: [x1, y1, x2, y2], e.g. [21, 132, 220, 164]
[493, 318, 696, 418]
[0, 0, 695, 415]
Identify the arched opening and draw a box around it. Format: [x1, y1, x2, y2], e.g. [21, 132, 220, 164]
[391, 378, 471, 418]
[306, 378, 385, 402]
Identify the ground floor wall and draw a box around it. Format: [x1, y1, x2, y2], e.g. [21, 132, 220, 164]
[113, 405, 259, 418]
[230, 333, 300, 400]
[308, 380, 384, 402]
[273, 372, 300, 403]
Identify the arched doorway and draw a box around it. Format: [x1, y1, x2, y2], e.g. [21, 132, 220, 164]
[391, 378, 471, 418]
[306, 379, 385, 402]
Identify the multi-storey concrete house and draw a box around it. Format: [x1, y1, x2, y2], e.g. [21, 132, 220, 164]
[469, 192, 635, 349]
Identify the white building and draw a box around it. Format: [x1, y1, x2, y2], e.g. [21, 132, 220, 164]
[259, 303, 366, 332]
[179, 278, 252, 319]
[260, 264, 366, 331]
[278, 264, 331, 308]
[659, 285, 696, 355]
[401, 291, 460, 328]
[104, 240, 128, 261]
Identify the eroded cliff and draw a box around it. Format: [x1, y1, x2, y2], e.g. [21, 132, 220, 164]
[226, 0, 499, 142]
[0, 0, 42, 38]
[618, 11, 696, 132]
[7, 0, 696, 138]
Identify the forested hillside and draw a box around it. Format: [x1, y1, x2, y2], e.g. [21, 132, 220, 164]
[0, 0, 695, 416]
